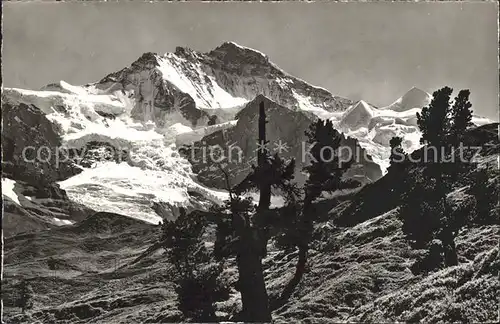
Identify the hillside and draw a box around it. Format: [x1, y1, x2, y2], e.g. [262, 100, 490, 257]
[184, 95, 382, 189]
[3, 123, 498, 323]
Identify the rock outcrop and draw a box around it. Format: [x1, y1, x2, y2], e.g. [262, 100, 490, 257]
[1, 100, 92, 236]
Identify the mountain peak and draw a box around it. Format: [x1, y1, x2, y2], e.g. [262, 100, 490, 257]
[208, 41, 269, 63]
[173, 46, 201, 59]
[131, 52, 161, 68]
[384, 86, 431, 112]
[215, 41, 265, 55]
[403, 86, 429, 97]
[356, 100, 370, 107]
[340, 100, 375, 129]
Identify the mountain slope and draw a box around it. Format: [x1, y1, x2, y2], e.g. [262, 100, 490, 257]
[3, 122, 498, 323]
[382, 86, 432, 112]
[92, 42, 353, 127]
[185, 94, 383, 190]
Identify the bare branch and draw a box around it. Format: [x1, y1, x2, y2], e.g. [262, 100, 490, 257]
[217, 164, 234, 202]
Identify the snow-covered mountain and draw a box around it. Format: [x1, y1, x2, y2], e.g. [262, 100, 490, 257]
[88, 41, 353, 126]
[2, 42, 494, 228]
[185, 95, 382, 191]
[335, 89, 430, 171]
[382, 86, 432, 112]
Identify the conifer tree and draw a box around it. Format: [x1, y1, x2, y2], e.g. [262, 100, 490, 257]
[161, 208, 229, 322]
[212, 100, 300, 322]
[449, 89, 473, 146]
[301, 119, 359, 272]
[388, 136, 407, 172]
[233, 100, 298, 253]
[404, 87, 477, 268]
[398, 171, 461, 267]
[274, 119, 359, 308]
[18, 280, 34, 313]
[417, 86, 453, 151]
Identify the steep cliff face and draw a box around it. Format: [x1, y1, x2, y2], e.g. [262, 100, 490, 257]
[204, 42, 353, 112]
[184, 95, 382, 190]
[94, 52, 205, 126]
[1, 100, 92, 236]
[1, 100, 82, 183]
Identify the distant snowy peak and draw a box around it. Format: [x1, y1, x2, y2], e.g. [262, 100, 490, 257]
[339, 100, 375, 130]
[207, 41, 270, 64]
[91, 42, 353, 126]
[381, 87, 492, 126]
[384, 87, 432, 112]
[472, 115, 495, 127]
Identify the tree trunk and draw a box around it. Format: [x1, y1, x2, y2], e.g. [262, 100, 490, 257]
[232, 99, 273, 322]
[257, 100, 271, 212]
[258, 185, 272, 212]
[442, 236, 458, 266]
[440, 225, 458, 267]
[272, 197, 314, 310]
[236, 231, 272, 322]
[272, 244, 308, 310]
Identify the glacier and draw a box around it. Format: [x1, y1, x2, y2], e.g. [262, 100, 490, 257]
[4, 85, 231, 224]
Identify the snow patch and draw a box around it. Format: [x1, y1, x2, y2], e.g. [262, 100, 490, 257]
[337, 96, 426, 174]
[2, 178, 20, 205]
[157, 55, 248, 109]
[53, 217, 75, 226]
[383, 87, 432, 112]
[472, 116, 495, 126]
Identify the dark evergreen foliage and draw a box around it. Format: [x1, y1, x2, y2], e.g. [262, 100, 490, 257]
[161, 208, 229, 322]
[273, 118, 359, 309]
[388, 136, 406, 169]
[208, 115, 218, 126]
[417, 86, 453, 149]
[398, 171, 462, 267]
[449, 89, 474, 146]
[303, 119, 359, 203]
[401, 86, 478, 269]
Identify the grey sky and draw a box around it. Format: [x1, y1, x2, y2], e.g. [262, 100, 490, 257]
[3, 2, 498, 120]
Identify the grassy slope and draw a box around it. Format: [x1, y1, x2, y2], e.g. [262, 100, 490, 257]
[3, 125, 499, 323]
[267, 208, 498, 323]
[4, 205, 497, 323]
